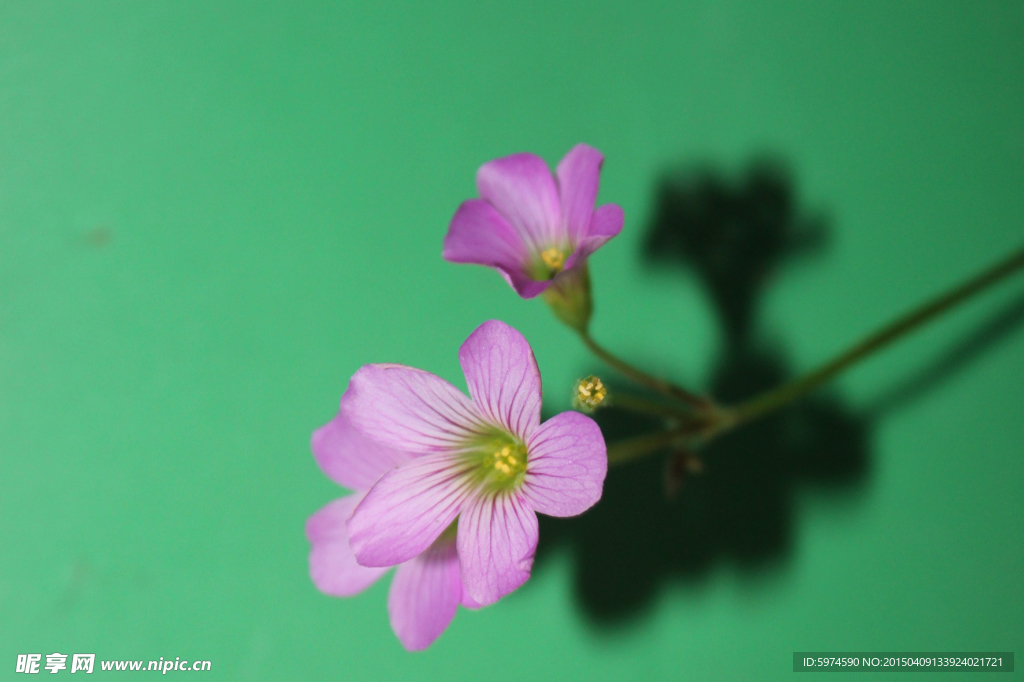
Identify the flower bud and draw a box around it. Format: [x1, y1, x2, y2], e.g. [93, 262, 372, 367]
[542, 263, 592, 333]
[574, 374, 608, 411]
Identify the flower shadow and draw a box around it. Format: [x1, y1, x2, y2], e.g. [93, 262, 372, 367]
[536, 157, 1024, 622]
[533, 160, 870, 623]
[538, 370, 867, 623]
[535, 159, 1024, 624]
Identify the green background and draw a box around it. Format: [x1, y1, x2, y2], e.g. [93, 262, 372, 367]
[2, 2, 1022, 679]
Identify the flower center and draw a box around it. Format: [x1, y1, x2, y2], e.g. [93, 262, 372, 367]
[490, 442, 527, 478]
[462, 430, 528, 492]
[540, 247, 566, 274]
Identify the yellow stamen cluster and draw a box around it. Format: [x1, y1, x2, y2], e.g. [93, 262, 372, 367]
[575, 375, 607, 410]
[465, 431, 528, 492]
[491, 443, 524, 477]
[540, 247, 566, 273]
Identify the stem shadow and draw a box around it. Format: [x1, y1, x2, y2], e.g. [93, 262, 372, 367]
[864, 290, 1024, 418]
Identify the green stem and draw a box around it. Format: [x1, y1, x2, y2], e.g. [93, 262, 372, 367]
[579, 332, 709, 411]
[606, 243, 1024, 467]
[729, 243, 1024, 426]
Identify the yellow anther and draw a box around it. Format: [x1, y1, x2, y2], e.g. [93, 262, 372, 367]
[466, 431, 528, 490]
[488, 440, 527, 481]
[540, 247, 566, 273]
[575, 375, 607, 410]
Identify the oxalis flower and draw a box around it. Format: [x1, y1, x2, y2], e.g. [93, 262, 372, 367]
[308, 320, 607, 650]
[306, 410, 471, 651]
[443, 144, 624, 331]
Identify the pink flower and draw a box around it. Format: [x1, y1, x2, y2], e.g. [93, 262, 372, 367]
[306, 413, 473, 651]
[344, 319, 606, 600]
[307, 320, 607, 649]
[443, 144, 624, 299]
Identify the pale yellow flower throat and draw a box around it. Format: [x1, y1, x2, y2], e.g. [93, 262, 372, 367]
[540, 247, 566, 273]
[463, 429, 529, 492]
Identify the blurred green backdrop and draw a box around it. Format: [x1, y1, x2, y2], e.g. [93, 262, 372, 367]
[2, 1, 1022, 679]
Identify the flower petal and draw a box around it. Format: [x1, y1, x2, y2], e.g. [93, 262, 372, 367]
[457, 492, 538, 606]
[312, 407, 412, 490]
[562, 203, 624, 271]
[342, 364, 487, 454]
[460, 584, 482, 610]
[387, 537, 461, 651]
[522, 411, 607, 517]
[442, 199, 550, 299]
[589, 203, 625, 239]
[476, 153, 561, 250]
[555, 144, 604, 243]
[458, 320, 542, 440]
[306, 495, 389, 596]
[348, 452, 473, 567]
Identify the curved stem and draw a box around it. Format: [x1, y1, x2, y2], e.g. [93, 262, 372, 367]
[606, 243, 1024, 467]
[606, 410, 731, 465]
[728, 243, 1024, 426]
[579, 332, 709, 410]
